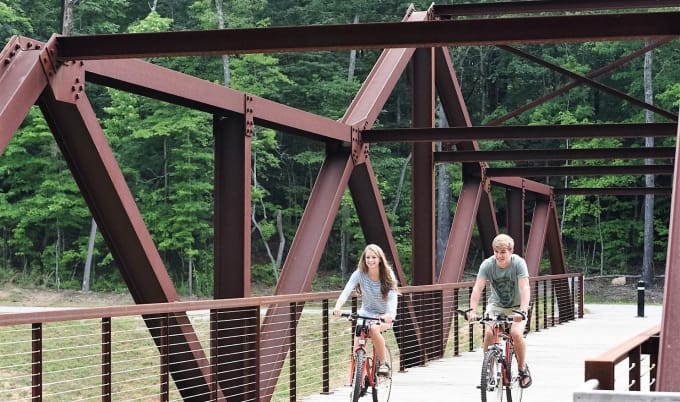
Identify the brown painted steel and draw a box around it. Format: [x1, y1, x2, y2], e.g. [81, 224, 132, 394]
[498, 45, 678, 121]
[491, 177, 553, 197]
[555, 187, 673, 196]
[213, 114, 251, 299]
[487, 164, 674, 177]
[364, 123, 677, 143]
[37, 58, 217, 400]
[525, 201, 550, 277]
[85, 58, 349, 142]
[506, 188, 525, 256]
[259, 151, 353, 400]
[489, 38, 676, 125]
[0, 37, 48, 151]
[435, 147, 677, 162]
[411, 48, 436, 286]
[658, 121, 680, 392]
[55, 12, 680, 60]
[432, 0, 680, 17]
[439, 181, 488, 284]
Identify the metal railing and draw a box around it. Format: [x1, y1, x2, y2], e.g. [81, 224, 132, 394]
[584, 324, 661, 392]
[0, 273, 582, 401]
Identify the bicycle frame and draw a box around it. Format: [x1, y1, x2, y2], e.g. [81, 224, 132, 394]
[488, 319, 514, 386]
[457, 309, 524, 402]
[340, 312, 393, 402]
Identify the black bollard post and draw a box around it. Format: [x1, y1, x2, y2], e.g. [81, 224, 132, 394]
[637, 280, 645, 317]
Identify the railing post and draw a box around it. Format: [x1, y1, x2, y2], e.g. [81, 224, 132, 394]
[289, 302, 297, 402]
[102, 317, 111, 402]
[321, 299, 331, 394]
[637, 280, 646, 317]
[31, 323, 42, 401]
[159, 314, 169, 402]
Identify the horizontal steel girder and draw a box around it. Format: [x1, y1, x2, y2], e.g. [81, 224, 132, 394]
[55, 12, 680, 60]
[486, 165, 674, 177]
[435, 147, 676, 162]
[363, 123, 677, 143]
[554, 187, 673, 196]
[432, 0, 680, 17]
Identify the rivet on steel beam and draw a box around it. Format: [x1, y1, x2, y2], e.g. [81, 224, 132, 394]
[75, 94, 80, 100]
[71, 86, 76, 92]
[3, 59, 10, 65]
[27, 42, 33, 48]
[9, 51, 15, 57]
[79, 85, 84, 91]
[14, 44, 20, 50]
[75, 78, 80, 83]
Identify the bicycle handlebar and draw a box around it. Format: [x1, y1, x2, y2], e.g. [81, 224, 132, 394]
[338, 311, 388, 323]
[455, 308, 525, 323]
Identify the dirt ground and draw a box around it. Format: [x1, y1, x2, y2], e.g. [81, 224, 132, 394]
[0, 276, 665, 308]
[583, 276, 664, 305]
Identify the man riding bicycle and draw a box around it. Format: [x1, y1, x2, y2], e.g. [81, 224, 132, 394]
[466, 234, 533, 388]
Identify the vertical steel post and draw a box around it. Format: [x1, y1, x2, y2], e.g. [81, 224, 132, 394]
[637, 280, 646, 317]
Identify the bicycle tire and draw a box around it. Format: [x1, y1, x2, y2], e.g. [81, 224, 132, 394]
[350, 349, 366, 402]
[372, 345, 392, 402]
[480, 349, 503, 402]
[505, 349, 523, 402]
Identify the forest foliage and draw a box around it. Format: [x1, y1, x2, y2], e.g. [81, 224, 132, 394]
[1, 0, 678, 295]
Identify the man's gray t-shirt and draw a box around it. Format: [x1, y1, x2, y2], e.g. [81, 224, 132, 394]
[478, 254, 529, 308]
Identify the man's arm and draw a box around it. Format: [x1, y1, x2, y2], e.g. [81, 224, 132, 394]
[467, 277, 487, 320]
[518, 276, 530, 311]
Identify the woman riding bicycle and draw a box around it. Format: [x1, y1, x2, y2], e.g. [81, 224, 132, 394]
[467, 234, 533, 388]
[333, 244, 398, 376]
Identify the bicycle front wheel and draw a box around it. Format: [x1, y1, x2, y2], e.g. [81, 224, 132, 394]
[371, 345, 392, 402]
[350, 349, 366, 402]
[505, 349, 523, 402]
[481, 349, 503, 402]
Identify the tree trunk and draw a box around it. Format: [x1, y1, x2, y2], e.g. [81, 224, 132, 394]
[347, 15, 359, 81]
[215, 0, 230, 86]
[435, 103, 451, 278]
[642, 39, 655, 286]
[61, 0, 74, 36]
[82, 218, 97, 292]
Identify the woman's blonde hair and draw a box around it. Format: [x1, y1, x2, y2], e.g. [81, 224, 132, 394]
[356, 244, 398, 299]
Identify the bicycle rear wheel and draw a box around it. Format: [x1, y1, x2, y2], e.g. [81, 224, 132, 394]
[481, 349, 503, 402]
[350, 349, 366, 402]
[505, 349, 523, 402]
[371, 345, 392, 402]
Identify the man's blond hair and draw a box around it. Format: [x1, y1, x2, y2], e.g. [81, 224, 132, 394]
[492, 234, 514, 251]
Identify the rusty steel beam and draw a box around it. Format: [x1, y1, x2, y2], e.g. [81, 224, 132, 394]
[259, 151, 353, 399]
[435, 147, 676, 162]
[657, 120, 680, 392]
[363, 123, 677, 143]
[486, 164, 674, 177]
[342, 7, 426, 128]
[440, 180, 488, 284]
[490, 177, 553, 197]
[498, 45, 678, 121]
[36, 57, 218, 399]
[525, 201, 550, 277]
[213, 114, 251, 299]
[554, 187, 672, 196]
[55, 12, 680, 60]
[0, 37, 48, 152]
[84, 58, 350, 142]
[432, 0, 680, 17]
[411, 48, 436, 286]
[507, 188, 526, 256]
[488, 38, 675, 126]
